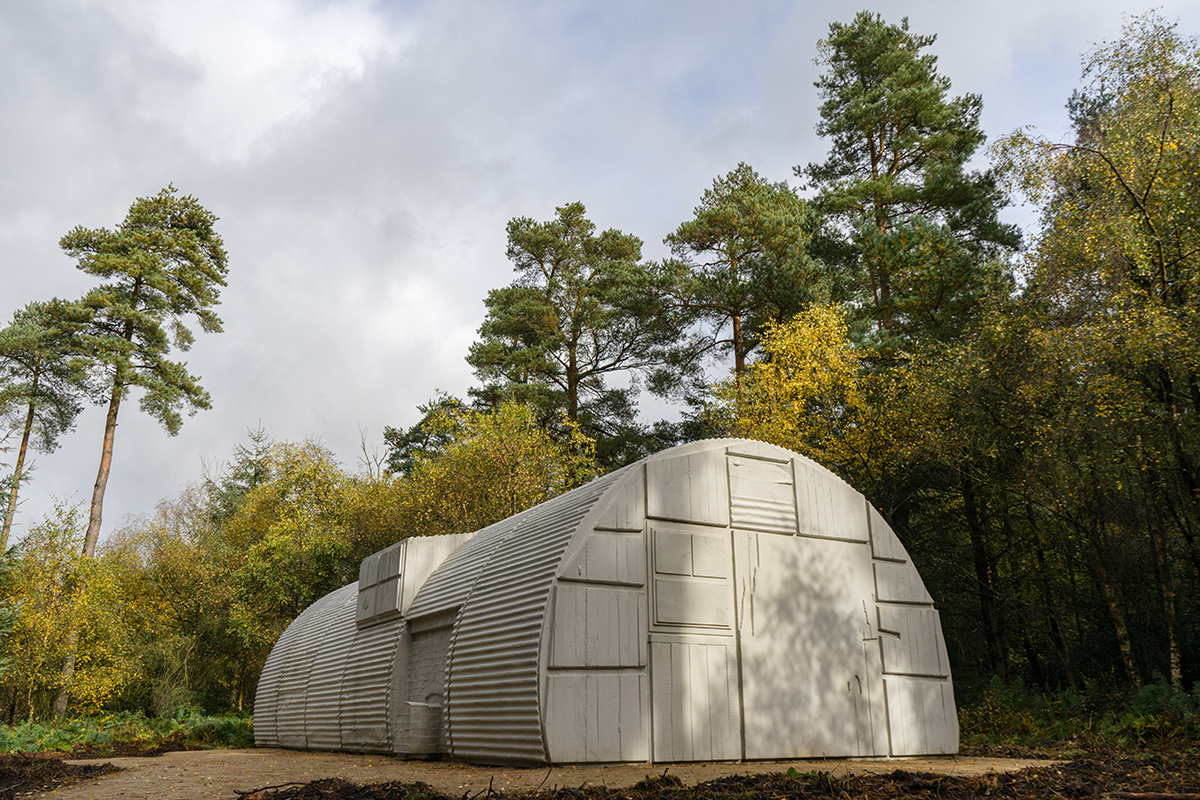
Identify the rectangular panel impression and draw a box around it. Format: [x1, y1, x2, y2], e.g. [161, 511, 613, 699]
[650, 641, 740, 762]
[884, 677, 958, 755]
[877, 606, 949, 677]
[653, 529, 695, 576]
[357, 542, 404, 627]
[547, 672, 648, 762]
[654, 578, 731, 628]
[874, 561, 933, 604]
[794, 461, 869, 542]
[646, 451, 729, 526]
[650, 527, 732, 631]
[735, 531, 874, 759]
[560, 533, 646, 586]
[868, 505, 907, 561]
[551, 585, 646, 668]
[729, 456, 798, 534]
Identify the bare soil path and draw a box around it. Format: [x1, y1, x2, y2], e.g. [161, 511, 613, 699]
[43, 749, 1056, 800]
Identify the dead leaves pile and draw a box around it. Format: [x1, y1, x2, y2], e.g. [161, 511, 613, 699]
[237, 752, 1200, 800]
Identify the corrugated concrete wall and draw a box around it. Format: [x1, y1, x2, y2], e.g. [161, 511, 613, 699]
[254, 583, 357, 749]
[404, 518, 524, 620]
[302, 588, 358, 751]
[547, 466, 650, 763]
[443, 470, 626, 764]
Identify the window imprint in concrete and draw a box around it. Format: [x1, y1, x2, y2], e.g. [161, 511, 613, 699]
[729, 456, 798, 534]
[357, 541, 403, 627]
[650, 527, 732, 631]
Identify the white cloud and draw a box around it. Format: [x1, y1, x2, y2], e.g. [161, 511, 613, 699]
[80, 0, 408, 162]
[3, 0, 1199, 541]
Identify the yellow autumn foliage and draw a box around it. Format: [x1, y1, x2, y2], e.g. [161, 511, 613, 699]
[396, 399, 597, 538]
[711, 303, 859, 451]
[5, 503, 144, 717]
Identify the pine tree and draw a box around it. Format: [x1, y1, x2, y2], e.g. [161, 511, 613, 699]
[52, 186, 227, 717]
[803, 12, 1019, 352]
[60, 186, 228, 559]
[0, 301, 93, 549]
[665, 162, 825, 395]
[467, 202, 683, 468]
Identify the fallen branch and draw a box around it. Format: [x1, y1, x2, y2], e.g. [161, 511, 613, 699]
[235, 781, 311, 799]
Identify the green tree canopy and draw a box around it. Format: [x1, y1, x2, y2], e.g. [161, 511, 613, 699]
[204, 425, 273, 526]
[221, 441, 358, 628]
[382, 395, 469, 478]
[394, 399, 597, 537]
[665, 163, 826, 393]
[0, 300, 94, 550]
[992, 13, 1200, 689]
[467, 202, 683, 468]
[803, 12, 1020, 351]
[60, 185, 229, 558]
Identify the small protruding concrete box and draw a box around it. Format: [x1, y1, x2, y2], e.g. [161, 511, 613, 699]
[254, 439, 958, 763]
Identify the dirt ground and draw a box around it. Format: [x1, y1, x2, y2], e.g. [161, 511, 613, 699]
[40, 749, 1056, 800]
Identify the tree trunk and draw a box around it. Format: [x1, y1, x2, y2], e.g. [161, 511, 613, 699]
[1145, 486, 1184, 689]
[1159, 368, 1200, 582]
[1035, 540, 1076, 688]
[962, 475, 1009, 682]
[877, 269, 893, 333]
[59, 379, 124, 714]
[1088, 535, 1141, 687]
[1, 386, 38, 551]
[566, 344, 579, 422]
[1023, 497, 1076, 687]
[83, 382, 122, 558]
[51, 626, 80, 718]
[237, 665, 246, 712]
[1156, 484, 1200, 586]
[732, 313, 745, 400]
[874, 213, 894, 333]
[1021, 627, 1050, 694]
[1132, 402, 1186, 689]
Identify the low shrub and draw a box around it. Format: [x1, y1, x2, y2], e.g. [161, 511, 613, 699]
[958, 676, 1200, 754]
[0, 710, 254, 754]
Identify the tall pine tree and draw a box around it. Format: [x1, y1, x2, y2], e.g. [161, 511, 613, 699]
[665, 163, 826, 396]
[61, 185, 228, 560]
[0, 301, 93, 550]
[802, 12, 1019, 353]
[53, 186, 227, 717]
[467, 202, 683, 468]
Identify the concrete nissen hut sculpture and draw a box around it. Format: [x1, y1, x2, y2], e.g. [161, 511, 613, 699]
[254, 439, 957, 764]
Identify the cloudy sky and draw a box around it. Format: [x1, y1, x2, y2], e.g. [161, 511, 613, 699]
[1, 0, 1196, 543]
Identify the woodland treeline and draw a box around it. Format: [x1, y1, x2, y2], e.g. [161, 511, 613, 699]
[0, 12, 1197, 722]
